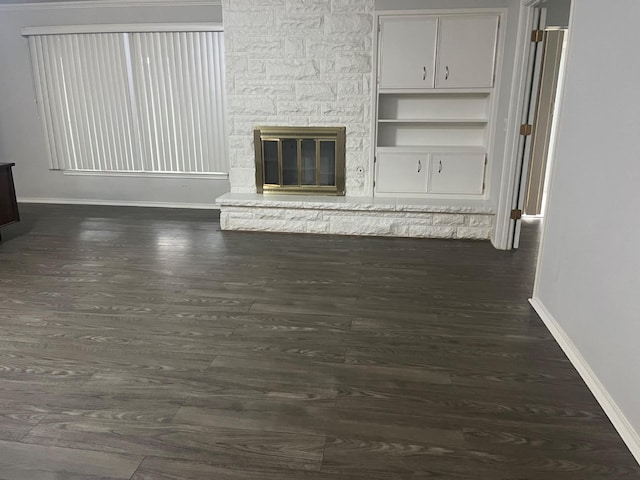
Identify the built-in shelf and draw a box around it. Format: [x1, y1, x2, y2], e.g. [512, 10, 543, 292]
[378, 88, 493, 95]
[376, 145, 486, 153]
[378, 118, 488, 125]
[376, 92, 491, 151]
[377, 122, 487, 148]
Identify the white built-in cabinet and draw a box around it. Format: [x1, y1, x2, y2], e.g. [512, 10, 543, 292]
[375, 12, 500, 198]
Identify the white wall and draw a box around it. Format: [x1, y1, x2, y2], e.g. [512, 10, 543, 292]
[544, 0, 570, 27]
[0, 2, 229, 208]
[534, 0, 640, 458]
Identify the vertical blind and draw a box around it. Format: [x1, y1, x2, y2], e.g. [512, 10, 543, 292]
[27, 29, 227, 174]
[132, 32, 226, 173]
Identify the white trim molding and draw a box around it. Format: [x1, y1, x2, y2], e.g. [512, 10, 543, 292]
[1, 0, 219, 12]
[17, 197, 221, 210]
[493, 1, 539, 249]
[529, 297, 640, 465]
[22, 23, 223, 36]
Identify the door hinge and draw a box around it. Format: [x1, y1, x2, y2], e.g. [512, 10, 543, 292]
[374, 155, 377, 163]
[520, 124, 533, 136]
[510, 209, 522, 220]
[531, 29, 544, 42]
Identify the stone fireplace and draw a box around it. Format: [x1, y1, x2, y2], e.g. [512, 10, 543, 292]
[216, 0, 494, 240]
[220, 0, 374, 196]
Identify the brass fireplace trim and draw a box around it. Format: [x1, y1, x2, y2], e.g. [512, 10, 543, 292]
[254, 126, 346, 195]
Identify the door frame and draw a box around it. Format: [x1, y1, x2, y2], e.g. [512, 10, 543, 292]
[511, 6, 546, 249]
[493, 0, 554, 250]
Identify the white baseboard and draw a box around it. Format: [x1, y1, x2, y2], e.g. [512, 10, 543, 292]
[529, 297, 640, 465]
[17, 197, 220, 210]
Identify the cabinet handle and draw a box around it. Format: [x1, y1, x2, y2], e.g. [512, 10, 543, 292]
[417, 160, 422, 173]
[438, 160, 443, 173]
[445, 66, 449, 80]
[422, 66, 426, 81]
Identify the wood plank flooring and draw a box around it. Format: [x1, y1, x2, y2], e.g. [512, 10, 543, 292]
[0, 204, 638, 479]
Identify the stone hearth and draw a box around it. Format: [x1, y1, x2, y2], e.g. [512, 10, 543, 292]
[218, 193, 494, 239]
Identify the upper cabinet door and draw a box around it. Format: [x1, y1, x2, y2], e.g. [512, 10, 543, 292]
[378, 17, 438, 89]
[436, 15, 499, 88]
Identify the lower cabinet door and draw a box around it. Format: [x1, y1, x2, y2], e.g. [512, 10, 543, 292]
[376, 151, 428, 194]
[429, 153, 486, 194]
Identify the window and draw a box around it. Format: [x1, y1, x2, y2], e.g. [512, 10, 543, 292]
[26, 26, 227, 175]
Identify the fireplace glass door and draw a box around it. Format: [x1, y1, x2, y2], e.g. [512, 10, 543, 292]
[254, 127, 345, 195]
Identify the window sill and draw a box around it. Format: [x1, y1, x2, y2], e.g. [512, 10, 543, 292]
[61, 170, 229, 180]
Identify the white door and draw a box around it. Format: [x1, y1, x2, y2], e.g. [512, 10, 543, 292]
[435, 15, 499, 88]
[376, 151, 428, 193]
[378, 17, 438, 89]
[429, 153, 486, 194]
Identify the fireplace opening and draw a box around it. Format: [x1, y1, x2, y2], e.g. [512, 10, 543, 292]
[254, 126, 345, 195]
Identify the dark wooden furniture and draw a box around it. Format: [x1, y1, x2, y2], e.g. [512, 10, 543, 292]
[0, 162, 19, 241]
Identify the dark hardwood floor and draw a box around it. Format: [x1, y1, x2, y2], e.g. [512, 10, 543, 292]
[0, 204, 638, 479]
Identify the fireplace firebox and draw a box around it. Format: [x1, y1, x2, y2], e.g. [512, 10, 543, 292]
[254, 126, 345, 195]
